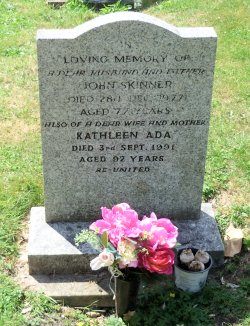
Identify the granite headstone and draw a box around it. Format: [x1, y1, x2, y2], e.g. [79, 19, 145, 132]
[37, 12, 217, 223]
[28, 13, 224, 306]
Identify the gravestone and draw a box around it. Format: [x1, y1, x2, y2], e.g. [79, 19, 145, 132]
[37, 13, 216, 222]
[28, 12, 224, 305]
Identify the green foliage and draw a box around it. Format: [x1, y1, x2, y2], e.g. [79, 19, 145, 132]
[99, 1, 132, 15]
[130, 284, 210, 326]
[65, 0, 92, 11]
[198, 284, 250, 322]
[151, 0, 202, 14]
[0, 274, 63, 326]
[224, 255, 241, 274]
[203, 141, 230, 201]
[0, 142, 43, 257]
[0, 274, 25, 325]
[105, 315, 126, 325]
[1, 46, 26, 57]
[75, 229, 102, 251]
[65, 0, 84, 9]
[23, 293, 60, 326]
[130, 281, 250, 326]
[216, 204, 250, 234]
[101, 231, 109, 248]
[243, 237, 250, 248]
[231, 205, 250, 228]
[240, 279, 250, 296]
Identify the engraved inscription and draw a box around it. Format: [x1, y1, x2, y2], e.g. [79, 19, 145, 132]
[42, 43, 210, 174]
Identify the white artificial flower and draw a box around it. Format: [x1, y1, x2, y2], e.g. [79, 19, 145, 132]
[90, 249, 114, 270]
[117, 239, 138, 268]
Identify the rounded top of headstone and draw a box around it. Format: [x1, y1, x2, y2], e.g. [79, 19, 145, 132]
[37, 12, 216, 40]
[74, 11, 178, 36]
[37, 12, 178, 40]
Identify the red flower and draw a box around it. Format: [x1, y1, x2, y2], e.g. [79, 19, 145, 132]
[138, 245, 175, 275]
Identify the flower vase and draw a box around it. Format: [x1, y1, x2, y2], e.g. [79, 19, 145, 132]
[174, 248, 213, 293]
[115, 274, 140, 317]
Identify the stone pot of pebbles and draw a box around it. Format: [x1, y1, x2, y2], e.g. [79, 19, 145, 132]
[174, 248, 213, 293]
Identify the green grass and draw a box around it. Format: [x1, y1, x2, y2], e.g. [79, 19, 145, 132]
[130, 278, 250, 326]
[0, 0, 249, 324]
[0, 274, 25, 325]
[148, 0, 250, 206]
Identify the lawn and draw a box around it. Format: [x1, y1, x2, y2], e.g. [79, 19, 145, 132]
[0, 0, 249, 325]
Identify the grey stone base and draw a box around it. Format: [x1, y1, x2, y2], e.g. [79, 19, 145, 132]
[28, 207, 96, 275]
[28, 273, 114, 307]
[28, 207, 114, 306]
[27, 204, 223, 306]
[173, 203, 224, 267]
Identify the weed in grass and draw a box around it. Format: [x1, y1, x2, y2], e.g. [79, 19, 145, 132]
[65, 0, 87, 10]
[243, 235, 250, 249]
[224, 255, 241, 274]
[1, 46, 26, 57]
[99, 1, 132, 14]
[231, 205, 250, 228]
[22, 292, 61, 326]
[64, 0, 95, 13]
[105, 315, 126, 325]
[240, 279, 250, 296]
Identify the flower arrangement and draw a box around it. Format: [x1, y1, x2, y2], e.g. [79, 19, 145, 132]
[75, 203, 178, 277]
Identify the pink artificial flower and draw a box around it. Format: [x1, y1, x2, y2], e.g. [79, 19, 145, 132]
[138, 245, 175, 275]
[139, 212, 178, 249]
[90, 203, 141, 246]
